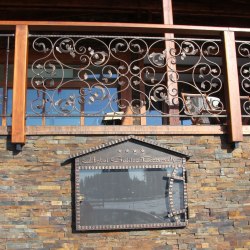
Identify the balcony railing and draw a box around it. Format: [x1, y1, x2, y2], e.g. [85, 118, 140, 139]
[0, 21, 248, 143]
[236, 40, 250, 124]
[0, 34, 14, 127]
[27, 35, 226, 127]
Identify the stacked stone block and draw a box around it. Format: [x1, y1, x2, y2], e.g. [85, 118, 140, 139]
[0, 135, 249, 250]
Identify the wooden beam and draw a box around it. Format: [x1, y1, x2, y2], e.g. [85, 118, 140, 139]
[139, 60, 146, 125]
[223, 31, 243, 142]
[11, 25, 28, 143]
[0, 0, 161, 11]
[163, 0, 173, 24]
[163, 0, 179, 125]
[26, 125, 226, 135]
[119, 53, 133, 125]
[0, 124, 236, 135]
[0, 21, 229, 35]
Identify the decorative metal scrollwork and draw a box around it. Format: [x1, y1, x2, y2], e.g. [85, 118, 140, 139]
[238, 41, 250, 116]
[29, 35, 225, 124]
[0, 34, 13, 121]
[0, 91, 3, 114]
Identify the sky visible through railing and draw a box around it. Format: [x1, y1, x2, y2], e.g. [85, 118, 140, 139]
[25, 88, 168, 126]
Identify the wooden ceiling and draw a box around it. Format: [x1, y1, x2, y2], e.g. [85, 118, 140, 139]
[0, 0, 249, 27]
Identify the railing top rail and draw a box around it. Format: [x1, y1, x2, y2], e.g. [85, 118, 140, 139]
[230, 27, 250, 32]
[0, 21, 238, 35]
[0, 21, 249, 37]
[28, 33, 222, 41]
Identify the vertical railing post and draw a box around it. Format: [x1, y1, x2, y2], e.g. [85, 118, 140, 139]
[223, 31, 243, 142]
[120, 53, 133, 125]
[11, 25, 29, 144]
[162, 0, 180, 125]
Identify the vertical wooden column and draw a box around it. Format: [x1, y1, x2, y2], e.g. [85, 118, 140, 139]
[223, 31, 243, 142]
[120, 53, 133, 125]
[80, 104, 85, 125]
[120, 84, 133, 125]
[11, 25, 29, 143]
[42, 92, 46, 126]
[139, 60, 146, 125]
[80, 89, 85, 126]
[162, 0, 179, 125]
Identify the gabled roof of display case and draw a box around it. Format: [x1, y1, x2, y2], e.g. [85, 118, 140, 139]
[64, 135, 191, 163]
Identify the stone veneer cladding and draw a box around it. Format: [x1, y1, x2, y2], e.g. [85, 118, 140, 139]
[0, 135, 249, 250]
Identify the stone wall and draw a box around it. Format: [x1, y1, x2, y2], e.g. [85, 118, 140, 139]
[0, 135, 249, 250]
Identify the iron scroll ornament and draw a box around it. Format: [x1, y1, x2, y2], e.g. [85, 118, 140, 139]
[29, 35, 225, 122]
[238, 41, 250, 116]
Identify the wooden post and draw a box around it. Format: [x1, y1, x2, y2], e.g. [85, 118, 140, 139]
[162, 0, 180, 125]
[139, 60, 146, 125]
[42, 91, 46, 126]
[120, 53, 133, 125]
[80, 89, 85, 126]
[162, 0, 173, 25]
[223, 31, 243, 142]
[11, 25, 29, 143]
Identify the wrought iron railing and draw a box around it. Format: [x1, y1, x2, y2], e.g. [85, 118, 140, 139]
[237, 40, 250, 124]
[0, 34, 14, 126]
[27, 34, 226, 126]
[0, 22, 243, 143]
